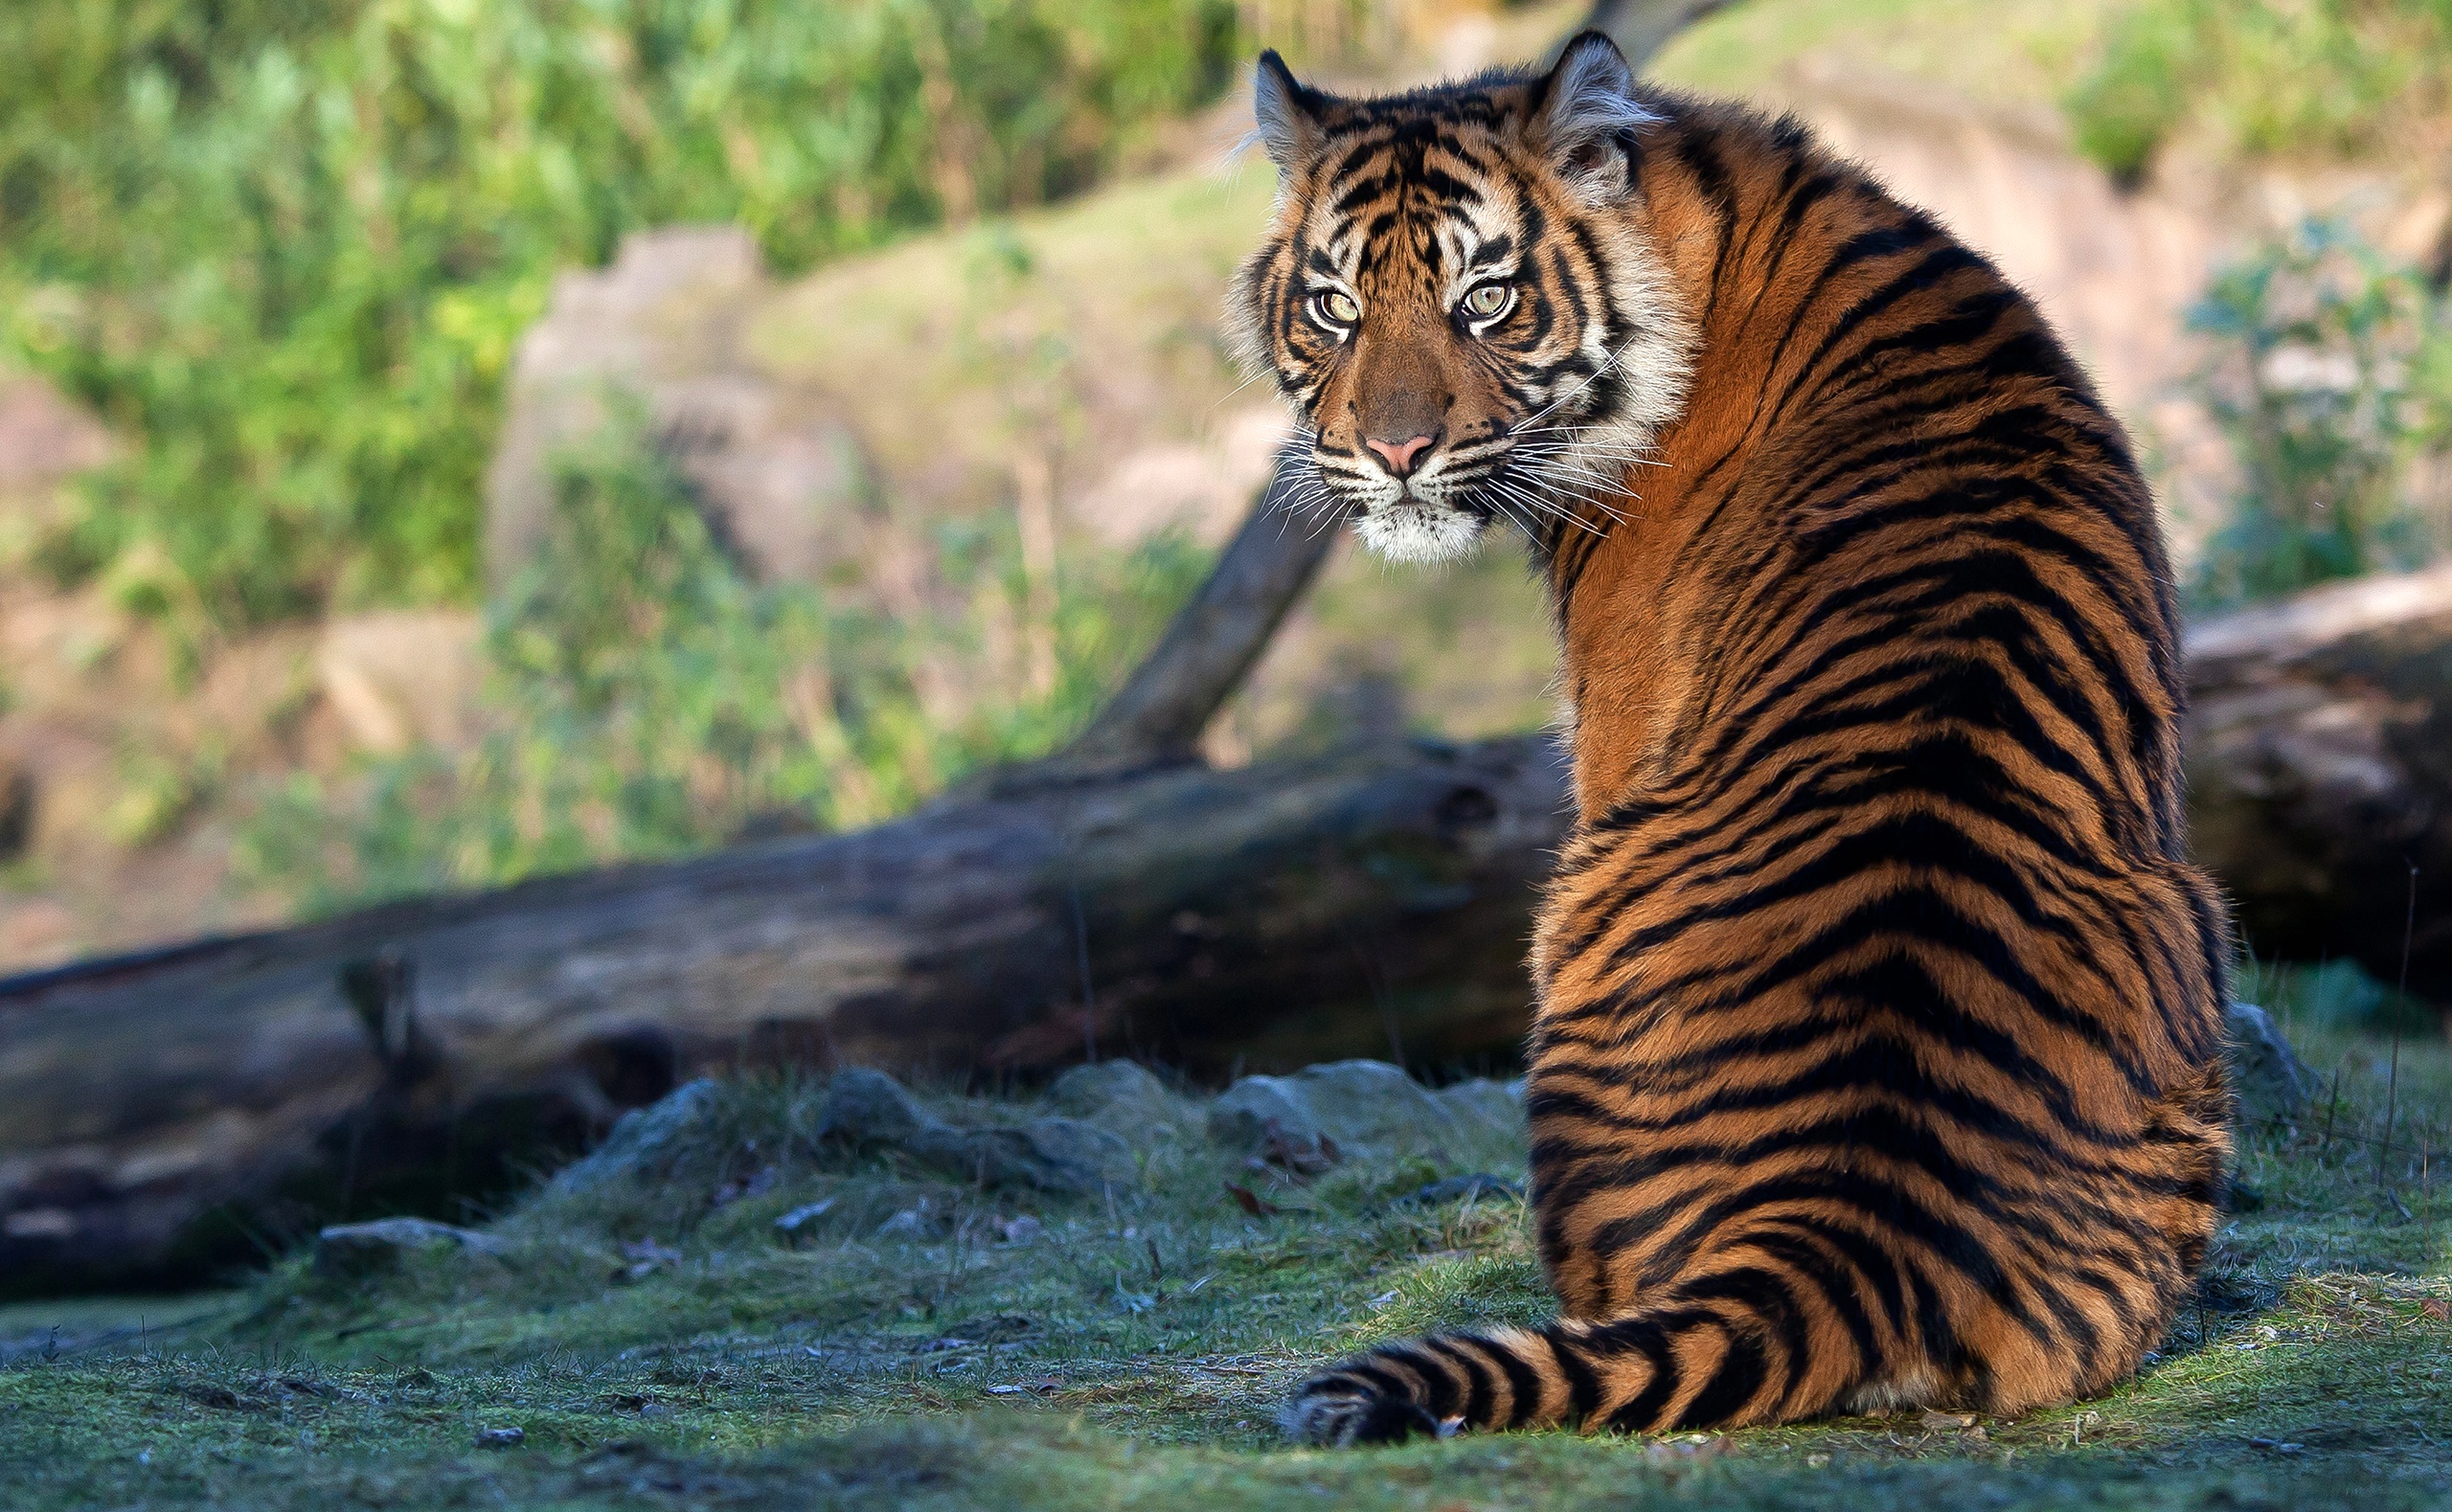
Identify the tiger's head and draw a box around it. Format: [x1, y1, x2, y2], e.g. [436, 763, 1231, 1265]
[1230, 33, 1693, 563]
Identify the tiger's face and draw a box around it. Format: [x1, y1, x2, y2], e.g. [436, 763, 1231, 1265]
[1230, 34, 1693, 563]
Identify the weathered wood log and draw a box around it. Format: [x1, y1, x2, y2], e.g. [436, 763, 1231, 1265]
[9, 562, 2452, 1292]
[0, 735, 1569, 1291]
[2182, 561, 2452, 1004]
[9, 0, 2446, 1293]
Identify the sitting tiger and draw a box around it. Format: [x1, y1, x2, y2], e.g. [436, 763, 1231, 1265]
[1236, 33, 2233, 1445]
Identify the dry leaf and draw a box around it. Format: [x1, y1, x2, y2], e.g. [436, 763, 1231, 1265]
[1920, 1410, 1977, 1431]
[2420, 1298, 2448, 1322]
[1254, 1117, 1340, 1177]
[1224, 1181, 1280, 1217]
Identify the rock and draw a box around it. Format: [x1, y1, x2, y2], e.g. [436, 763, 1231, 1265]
[2225, 1002, 2316, 1129]
[312, 1217, 507, 1280]
[548, 1079, 721, 1197]
[473, 1426, 526, 1450]
[1048, 1060, 1189, 1135]
[0, 375, 113, 531]
[315, 611, 483, 754]
[1207, 1073, 1324, 1156]
[1073, 406, 1290, 548]
[0, 896, 76, 975]
[486, 225, 876, 592]
[812, 1068, 939, 1145]
[1433, 1078, 1522, 1140]
[1208, 1060, 1468, 1159]
[814, 1069, 1128, 1194]
[1285, 1060, 1467, 1154]
[876, 1205, 931, 1237]
[949, 1117, 1132, 1194]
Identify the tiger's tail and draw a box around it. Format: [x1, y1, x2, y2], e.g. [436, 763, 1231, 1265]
[1281, 1298, 1865, 1445]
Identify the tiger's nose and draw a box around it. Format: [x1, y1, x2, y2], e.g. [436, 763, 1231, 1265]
[1364, 433, 1436, 478]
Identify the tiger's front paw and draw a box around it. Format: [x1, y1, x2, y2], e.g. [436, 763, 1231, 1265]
[1280, 1368, 1447, 1447]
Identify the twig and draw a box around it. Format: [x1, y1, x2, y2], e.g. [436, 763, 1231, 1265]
[2379, 863, 2417, 1188]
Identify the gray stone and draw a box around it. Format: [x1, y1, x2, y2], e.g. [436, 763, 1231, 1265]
[315, 611, 483, 755]
[1209, 1060, 1469, 1159]
[1207, 1073, 1323, 1155]
[0, 374, 113, 513]
[1049, 1060, 1188, 1135]
[549, 1079, 721, 1197]
[1290, 1060, 1468, 1154]
[929, 1118, 1131, 1195]
[814, 1068, 1127, 1194]
[1434, 1078, 1523, 1140]
[313, 1217, 506, 1280]
[813, 1068, 940, 1145]
[485, 225, 876, 593]
[2226, 1001, 2316, 1129]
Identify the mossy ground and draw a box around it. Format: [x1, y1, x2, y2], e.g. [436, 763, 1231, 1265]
[5, 1023, 2450, 1509]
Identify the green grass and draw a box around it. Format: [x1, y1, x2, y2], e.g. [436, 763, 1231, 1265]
[1648, 0, 2120, 110]
[0, 0, 1244, 628]
[235, 412, 1213, 909]
[2059, 0, 2452, 182]
[6, 1019, 2451, 1509]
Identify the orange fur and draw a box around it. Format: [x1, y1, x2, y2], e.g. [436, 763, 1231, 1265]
[1239, 36, 2232, 1447]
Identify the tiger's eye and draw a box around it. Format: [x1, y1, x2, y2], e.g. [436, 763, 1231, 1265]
[1463, 283, 1513, 320]
[1314, 290, 1361, 326]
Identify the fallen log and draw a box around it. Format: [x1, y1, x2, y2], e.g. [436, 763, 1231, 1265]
[9, 0, 2450, 1291]
[2182, 561, 2452, 1006]
[9, 564, 2452, 1291]
[0, 734, 1569, 1291]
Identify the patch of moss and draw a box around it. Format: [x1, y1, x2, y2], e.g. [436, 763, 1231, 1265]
[5, 1039, 2450, 1509]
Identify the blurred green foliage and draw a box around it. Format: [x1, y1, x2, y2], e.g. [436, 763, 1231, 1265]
[2183, 219, 2451, 607]
[2065, 0, 2452, 182]
[0, 0, 1239, 629]
[239, 413, 1210, 909]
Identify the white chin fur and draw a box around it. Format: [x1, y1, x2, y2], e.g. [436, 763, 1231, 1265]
[1352, 502, 1484, 563]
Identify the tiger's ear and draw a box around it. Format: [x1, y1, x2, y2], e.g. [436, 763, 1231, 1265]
[1530, 31, 1650, 203]
[1254, 51, 1325, 170]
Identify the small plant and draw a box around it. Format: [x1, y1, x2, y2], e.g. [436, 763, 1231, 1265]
[2064, 0, 2452, 183]
[238, 411, 1208, 910]
[2183, 219, 2449, 608]
[0, 0, 1243, 630]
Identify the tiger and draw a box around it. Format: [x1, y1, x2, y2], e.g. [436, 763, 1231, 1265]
[1232, 33, 2234, 1445]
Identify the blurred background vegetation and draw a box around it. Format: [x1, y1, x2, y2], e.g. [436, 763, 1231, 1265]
[0, 0, 1243, 625]
[0, 0, 2447, 963]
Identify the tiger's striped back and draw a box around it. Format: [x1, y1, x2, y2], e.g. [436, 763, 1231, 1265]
[1236, 34, 2232, 1445]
